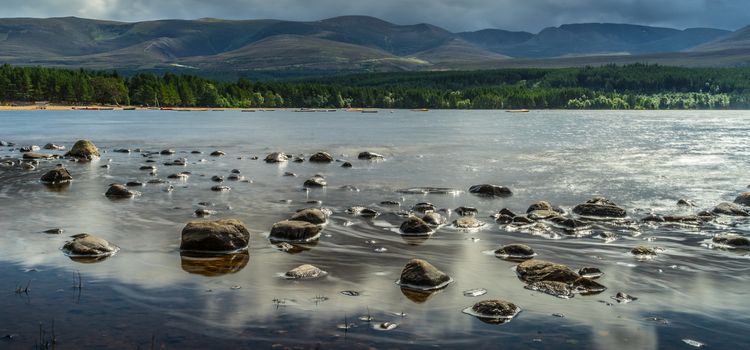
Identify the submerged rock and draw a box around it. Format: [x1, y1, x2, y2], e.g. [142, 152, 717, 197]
[468, 184, 512, 197]
[525, 281, 574, 299]
[211, 185, 231, 192]
[573, 197, 627, 218]
[285, 264, 327, 279]
[309, 152, 334, 163]
[290, 208, 329, 225]
[515, 259, 579, 284]
[180, 219, 250, 252]
[400, 216, 434, 235]
[611, 292, 638, 303]
[65, 140, 100, 160]
[398, 259, 452, 290]
[712, 202, 749, 216]
[346, 206, 380, 217]
[270, 220, 322, 243]
[358, 151, 384, 160]
[494, 244, 536, 260]
[712, 234, 750, 248]
[40, 167, 72, 184]
[62, 234, 118, 256]
[105, 184, 137, 198]
[631, 245, 658, 256]
[264, 152, 288, 163]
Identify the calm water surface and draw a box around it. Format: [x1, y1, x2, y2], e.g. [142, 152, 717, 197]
[0, 110, 748, 349]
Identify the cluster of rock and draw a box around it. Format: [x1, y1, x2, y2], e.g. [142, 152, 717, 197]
[515, 259, 607, 298]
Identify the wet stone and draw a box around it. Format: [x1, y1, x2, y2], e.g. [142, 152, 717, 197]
[309, 152, 334, 163]
[211, 185, 231, 192]
[527, 201, 553, 213]
[677, 199, 696, 207]
[44, 228, 64, 234]
[195, 209, 216, 217]
[734, 192, 750, 206]
[270, 220, 322, 243]
[341, 162, 352, 168]
[422, 212, 446, 226]
[346, 206, 380, 217]
[43, 143, 65, 150]
[525, 281, 574, 299]
[303, 175, 327, 188]
[412, 202, 436, 213]
[468, 184, 512, 197]
[398, 259, 452, 290]
[40, 167, 72, 184]
[612, 292, 638, 303]
[64, 140, 100, 160]
[631, 245, 658, 256]
[105, 184, 137, 198]
[465, 300, 520, 323]
[211, 175, 224, 182]
[210, 150, 226, 156]
[285, 264, 327, 279]
[358, 151, 384, 160]
[290, 208, 329, 225]
[712, 202, 750, 216]
[264, 152, 288, 163]
[180, 219, 250, 252]
[455, 206, 478, 216]
[573, 197, 627, 218]
[62, 233, 118, 256]
[516, 259, 579, 284]
[495, 244, 536, 260]
[160, 149, 176, 155]
[578, 267, 604, 279]
[126, 181, 144, 187]
[495, 214, 514, 224]
[400, 216, 434, 235]
[139, 165, 156, 171]
[572, 277, 607, 294]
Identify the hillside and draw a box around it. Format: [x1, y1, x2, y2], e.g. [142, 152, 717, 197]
[0, 16, 746, 76]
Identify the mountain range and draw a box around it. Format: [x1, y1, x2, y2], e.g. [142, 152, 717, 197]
[0, 16, 748, 77]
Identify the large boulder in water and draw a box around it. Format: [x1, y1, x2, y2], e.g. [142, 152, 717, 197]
[573, 197, 626, 218]
[290, 208, 329, 225]
[264, 152, 288, 163]
[180, 219, 250, 252]
[400, 216, 434, 235]
[734, 192, 750, 206]
[62, 234, 118, 256]
[468, 184, 512, 197]
[41, 167, 72, 184]
[269, 220, 322, 243]
[309, 152, 334, 163]
[515, 259, 579, 283]
[398, 259, 452, 290]
[65, 140, 100, 160]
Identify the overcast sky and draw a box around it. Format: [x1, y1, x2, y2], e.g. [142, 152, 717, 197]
[2, 0, 748, 32]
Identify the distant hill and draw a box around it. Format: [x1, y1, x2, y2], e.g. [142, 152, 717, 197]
[0, 16, 745, 77]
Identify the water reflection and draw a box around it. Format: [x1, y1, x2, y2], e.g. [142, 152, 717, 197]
[180, 251, 250, 276]
[0, 110, 749, 349]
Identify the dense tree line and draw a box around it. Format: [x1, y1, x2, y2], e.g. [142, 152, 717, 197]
[1, 63, 749, 109]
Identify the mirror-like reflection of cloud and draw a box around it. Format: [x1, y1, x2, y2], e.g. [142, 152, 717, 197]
[1, 110, 749, 348]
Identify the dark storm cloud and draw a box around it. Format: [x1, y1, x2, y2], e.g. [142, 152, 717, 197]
[1, 0, 748, 32]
